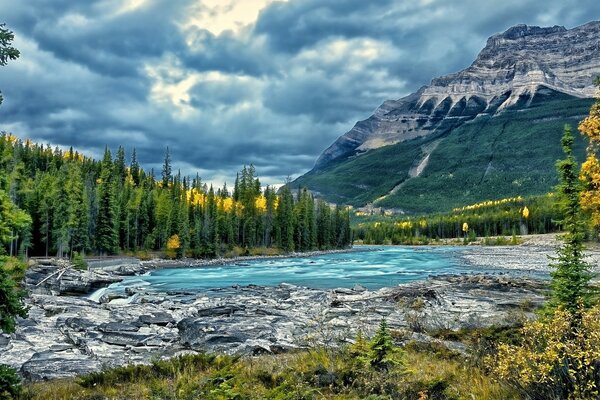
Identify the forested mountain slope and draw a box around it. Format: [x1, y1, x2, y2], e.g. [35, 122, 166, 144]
[292, 22, 600, 213]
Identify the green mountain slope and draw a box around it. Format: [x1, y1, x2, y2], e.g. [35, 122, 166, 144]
[291, 89, 592, 213]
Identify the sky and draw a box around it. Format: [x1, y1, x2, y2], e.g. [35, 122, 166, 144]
[0, 0, 599, 187]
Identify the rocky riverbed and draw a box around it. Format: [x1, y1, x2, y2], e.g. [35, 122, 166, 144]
[3, 238, 598, 381]
[1, 274, 548, 380]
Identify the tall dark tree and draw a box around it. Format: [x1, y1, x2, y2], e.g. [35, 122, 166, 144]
[277, 185, 295, 252]
[549, 125, 594, 316]
[161, 147, 172, 188]
[95, 148, 118, 255]
[130, 148, 140, 186]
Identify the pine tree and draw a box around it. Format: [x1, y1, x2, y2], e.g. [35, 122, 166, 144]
[114, 146, 126, 185]
[368, 318, 403, 370]
[95, 148, 118, 255]
[66, 163, 89, 255]
[550, 125, 594, 316]
[130, 148, 140, 186]
[161, 147, 172, 188]
[277, 185, 295, 252]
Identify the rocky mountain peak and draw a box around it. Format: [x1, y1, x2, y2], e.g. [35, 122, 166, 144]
[311, 21, 600, 170]
[491, 24, 566, 42]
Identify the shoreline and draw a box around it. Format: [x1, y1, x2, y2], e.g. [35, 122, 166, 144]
[139, 246, 365, 271]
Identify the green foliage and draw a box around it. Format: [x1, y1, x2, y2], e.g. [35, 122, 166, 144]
[0, 258, 27, 334]
[71, 252, 87, 271]
[0, 23, 20, 106]
[0, 364, 21, 400]
[368, 319, 404, 370]
[28, 344, 517, 400]
[355, 194, 559, 244]
[77, 353, 232, 388]
[0, 135, 352, 258]
[95, 147, 118, 255]
[549, 126, 594, 315]
[0, 189, 31, 256]
[293, 90, 592, 213]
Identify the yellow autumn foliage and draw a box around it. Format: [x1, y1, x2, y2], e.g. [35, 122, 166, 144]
[167, 234, 181, 250]
[580, 154, 600, 228]
[255, 195, 267, 212]
[395, 221, 413, 230]
[522, 206, 530, 219]
[490, 306, 600, 400]
[165, 234, 181, 259]
[220, 197, 234, 212]
[452, 196, 524, 213]
[578, 102, 600, 142]
[579, 89, 600, 233]
[3, 133, 18, 144]
[462, 222, 469, 232]
[186, 188, 205, 207]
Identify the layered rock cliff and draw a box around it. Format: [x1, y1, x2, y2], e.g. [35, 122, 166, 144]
[312, 21, 600, 171]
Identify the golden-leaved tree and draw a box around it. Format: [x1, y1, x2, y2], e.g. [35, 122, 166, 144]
[579, 78, 600, 237]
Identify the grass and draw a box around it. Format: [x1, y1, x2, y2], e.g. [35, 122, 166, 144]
[22, 345, 519, 400]
[292, 89, 593, 213]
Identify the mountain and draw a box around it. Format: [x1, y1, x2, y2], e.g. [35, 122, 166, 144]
[292, 22, 600, 213]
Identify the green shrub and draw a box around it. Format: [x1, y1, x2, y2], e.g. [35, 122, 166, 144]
[71, 252, 88, 270]
[0, 364, 21, 400]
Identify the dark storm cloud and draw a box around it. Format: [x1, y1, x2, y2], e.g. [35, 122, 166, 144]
[2, 0, 190, 77]
[0, 0, 599, 186]
[182, 28, 273, 77]
[254, 0, 400, 52]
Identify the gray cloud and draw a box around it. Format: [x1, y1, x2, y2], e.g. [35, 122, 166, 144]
[0, 0, 598, 187]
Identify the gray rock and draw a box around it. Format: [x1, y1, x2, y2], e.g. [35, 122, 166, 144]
[98, 322, 140, 333]
[1, 263, 550, 381]
[26, 264, 123, 295]
[310, 22, 600, 170]
[21, 350, 102, 380]
[139, 312, 175, 326]
[100, 331, 155, 347]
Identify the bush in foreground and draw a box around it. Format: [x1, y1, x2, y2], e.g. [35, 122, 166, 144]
[0, 364, 21, 400]
[490, 305, 600, 400]
[24, 340, 518, 399]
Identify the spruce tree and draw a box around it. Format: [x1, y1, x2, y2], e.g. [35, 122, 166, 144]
[130, 148, 140, 186]
[161, 147, 172, 188]
[368, 318, 401, 370]
[277, 185, 295, 252]
[95, 148, 118, 255]
[114, 146, 126, 185]
[550, 125, 594, 315]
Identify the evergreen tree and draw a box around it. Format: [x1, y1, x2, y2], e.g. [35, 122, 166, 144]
[549, 125, 594, 316]
[66, 163, 89, 255]
[130, 148, 140, 186]
[0, 266, 27, 334]
[0, 134, 351, 257]
[161, 147, 172, 188]
[277, 185, 295, 252]
[368, 319, 403, 370]
[114, 146, 126, 185]
[95, 148, 118, 255]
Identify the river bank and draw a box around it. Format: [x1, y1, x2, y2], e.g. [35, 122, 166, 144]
[2, 237, 599, 380]
[1, 272, 546, 380]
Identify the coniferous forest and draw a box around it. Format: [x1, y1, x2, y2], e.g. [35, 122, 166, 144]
[0, 134, 352, 259]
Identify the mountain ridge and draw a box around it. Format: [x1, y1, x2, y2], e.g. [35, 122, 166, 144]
[292, 21, 600, 213]
[310, 21, 600, 171]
